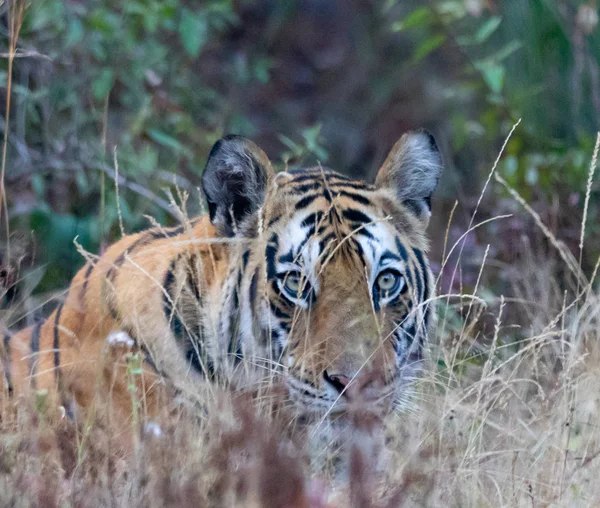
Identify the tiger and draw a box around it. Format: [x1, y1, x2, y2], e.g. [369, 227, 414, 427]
[0, 130, 442, 429]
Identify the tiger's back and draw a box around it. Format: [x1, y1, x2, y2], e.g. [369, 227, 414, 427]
[2, 217, 228, 419]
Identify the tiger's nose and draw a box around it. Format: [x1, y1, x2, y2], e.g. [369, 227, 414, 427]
[323, 370, 352, 395]
[323, 370, 385, 401]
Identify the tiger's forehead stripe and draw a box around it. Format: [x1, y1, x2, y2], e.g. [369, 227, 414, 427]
[265, 170, 383, 237]
[269, 182, 410, 285]
[286, 170, 376, 194]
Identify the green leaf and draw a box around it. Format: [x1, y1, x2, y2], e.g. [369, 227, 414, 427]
[390, 7, 431, 32]
[65, 18, 84, 47]
[475, 16, 502, 43]
[526, 166, 538, 185]
[146, 128, 192, 158]
[92, 69, 114, 100]
[437, 1, 467, 21]
[413, 34, 446, 62]
[253, 58, 272, 84]
[504, 155, 518, 177]
[179, 8, 208, 58]
[31, 173, 45, 197]
[490, 40, 523, 62]
[475, 60, 505, 94]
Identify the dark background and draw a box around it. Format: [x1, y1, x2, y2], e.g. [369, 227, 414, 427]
[2, 0, 599, 326]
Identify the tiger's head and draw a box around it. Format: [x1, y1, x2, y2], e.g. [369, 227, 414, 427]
[202, 132, 442, 417]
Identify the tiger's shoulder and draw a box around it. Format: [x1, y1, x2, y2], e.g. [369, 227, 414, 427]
[0, 215, 230, 416]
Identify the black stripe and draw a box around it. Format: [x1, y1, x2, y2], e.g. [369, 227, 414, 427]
[30, 322, 42, 389]
[249, 268, 259, 303]
[300, 211, 324, 229]
[228, 332, 243, 366]
[242, 250, 251, 269]
[380, 250, 401, 264]
[327, 172, 350, 181]
[107, 225, 185, 282]
[342, 209, 372, 224]
[395, 237, 414, 291]
[295, 226, 316, 257]
[138, 342, 162, 376]
[232, 286, 239, 311]
[80, 261, 95, 302]
[353, 236, 364, 259]
[163, 260, 183, 338]
[319, 232, 337, 253]
[289, 170, 374, 190]
[236, 270, 243, 292]
[278, 248, 294, 265]
[280, 319, 291, 333]
[412, 248, 431, 331]
[329, 181, 374, 191]
[148, 224, 185, 240]
[295, 194, 319, 210]
[230, 268, 241, 357]
[187, 255, 201, 301]
[162, 257, 211, 378]
[404, 322, 417, 344]
[401, 322, 424, 359]
[356, 228, 374, 239]
[270, 301, 290, 320]
[53, 303, 64, 384]
[107, 293, 120, 321]
[2, 333, 12, 396]
[120, 325, 164, 378]
[412, 248, 427, 303]
[186, 345, 213, 377]
[292, 182, 321, 194]
[289, 173, 325, 184]
[402, 199, 422, 217]
[335, 190, 371, 205]
[106, 237, 147, 283]
[394, 237, 409, 262]
[266, 234, 279, 279]
[270, 329, 283, 362]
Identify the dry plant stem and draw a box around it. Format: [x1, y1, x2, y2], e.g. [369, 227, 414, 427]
[1, 0, 26, 260]
[97, 163, 177, 217]
[578, 131, 600, 257]
[441, 200, 458, 267]
[441, 118, 522, 300]
[438, 120, 521, 360]
[451, 296, 504, 494]
[100, 95, 109, 247]
[435, 121, 520, 489]
[577, 131, 600, 296]
[494, 173, 587, 287]
[457, 244, 490, 356]
[113, 146, 125, 237]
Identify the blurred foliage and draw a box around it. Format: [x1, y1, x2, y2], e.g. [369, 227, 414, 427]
[1, 0, 599, 311]
[389, 0, 599, 194]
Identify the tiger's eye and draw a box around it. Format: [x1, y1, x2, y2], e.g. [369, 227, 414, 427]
[376, 270, 399, 293]
[284, 273, 302, 295]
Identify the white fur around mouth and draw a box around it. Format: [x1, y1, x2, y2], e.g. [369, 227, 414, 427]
[106, 330, 134, 348]
[143, 421, 163, 438]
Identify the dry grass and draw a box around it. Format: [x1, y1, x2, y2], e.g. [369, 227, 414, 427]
[2, 241, 600, 507]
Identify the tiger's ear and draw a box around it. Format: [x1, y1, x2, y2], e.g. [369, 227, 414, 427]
[202, 135, 273, 236]
[375, 130, 442, 224]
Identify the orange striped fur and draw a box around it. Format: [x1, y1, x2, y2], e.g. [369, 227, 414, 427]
[1, 132, 443, 432]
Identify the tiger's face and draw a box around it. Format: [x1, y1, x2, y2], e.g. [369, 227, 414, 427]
[202, 131, 442, 417]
